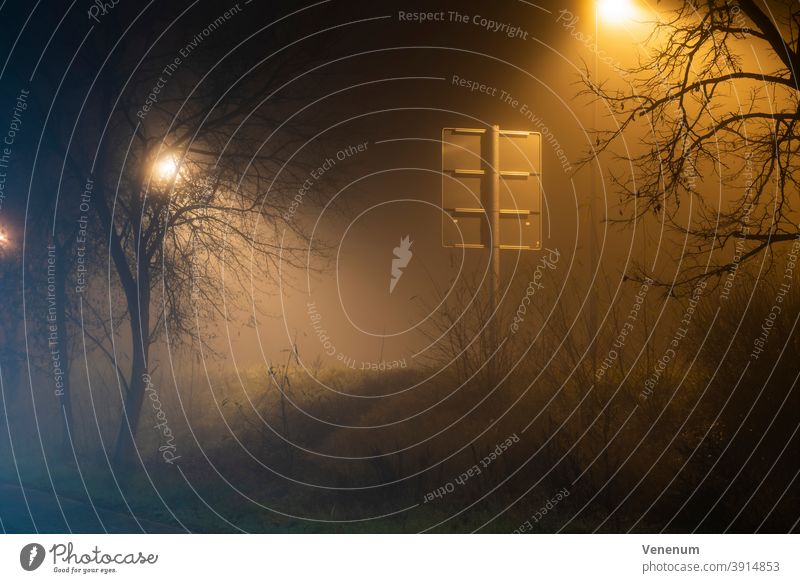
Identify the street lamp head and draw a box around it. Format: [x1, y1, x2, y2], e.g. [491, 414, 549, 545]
[597, 0, 636, 24]
[0, 228, 10, 256]
[154, 154, 179, 182]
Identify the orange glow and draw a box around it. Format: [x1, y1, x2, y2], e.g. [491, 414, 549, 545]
[597, 0, 637, 24]
[154, 154, 179, 182]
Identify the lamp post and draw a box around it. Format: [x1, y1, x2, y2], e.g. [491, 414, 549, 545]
[591, 0, 637, 374]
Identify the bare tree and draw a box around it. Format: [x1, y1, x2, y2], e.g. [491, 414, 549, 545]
[51, 5, 332, 470]
[584, 0, 800, 286]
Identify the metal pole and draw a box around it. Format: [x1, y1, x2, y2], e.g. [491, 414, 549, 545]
[591, 10, 599, 376]
[488, 124, 501, 314]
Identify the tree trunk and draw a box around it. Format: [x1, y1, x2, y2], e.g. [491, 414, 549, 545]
[112, 276, 150, 470]
[94, 180, 152, 472]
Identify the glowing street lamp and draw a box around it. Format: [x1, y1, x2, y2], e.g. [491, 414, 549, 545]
[154, 154, 180, 183]
[0, 227, 11, 259]
[597, 0, 637, 25]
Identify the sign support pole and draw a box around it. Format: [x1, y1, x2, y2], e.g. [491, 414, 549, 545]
[442, 124, 542, 385]
[488, 124, 501, 314]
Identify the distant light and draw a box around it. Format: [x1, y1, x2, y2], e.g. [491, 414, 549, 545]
[155, 155, 179, 182]
[0, 230, 8, 245]
[597, 0, 636, 24]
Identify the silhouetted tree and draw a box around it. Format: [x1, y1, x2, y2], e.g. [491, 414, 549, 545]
[52, 4, 331, 470]
[585, 0, 800, 286]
